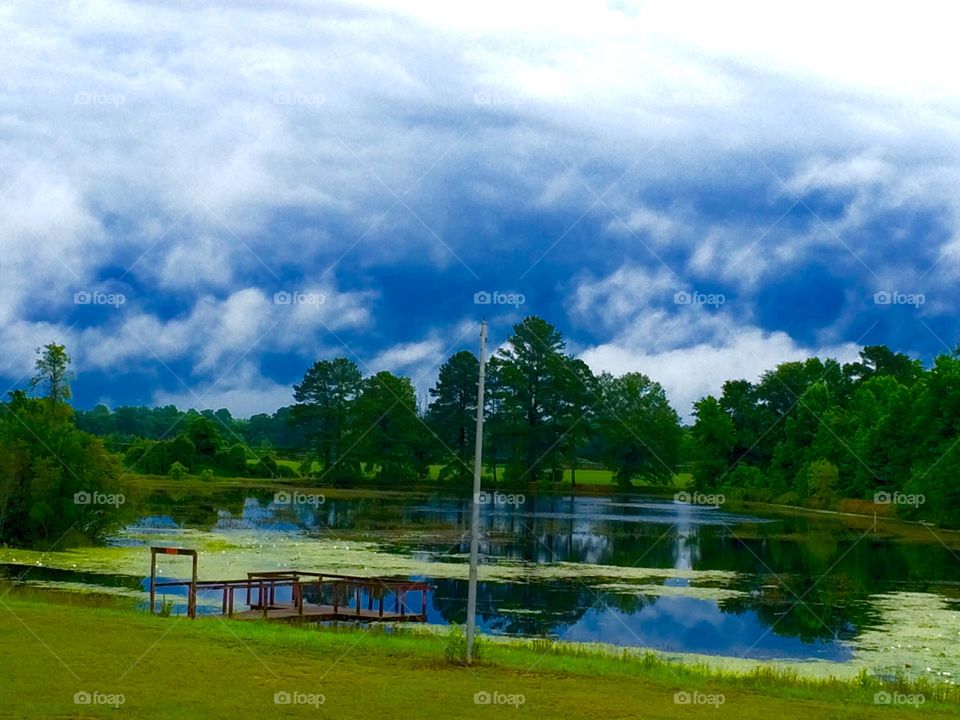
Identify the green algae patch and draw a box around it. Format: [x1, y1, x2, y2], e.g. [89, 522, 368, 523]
[853, 592, 960, 684]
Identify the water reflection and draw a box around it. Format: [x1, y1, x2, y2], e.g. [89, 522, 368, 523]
[8, 488, 958, 663]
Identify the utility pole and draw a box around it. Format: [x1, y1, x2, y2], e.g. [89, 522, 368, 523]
[465, 319, 487, 663]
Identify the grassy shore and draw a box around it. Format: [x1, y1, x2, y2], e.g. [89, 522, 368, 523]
[1, 590, 956, 719]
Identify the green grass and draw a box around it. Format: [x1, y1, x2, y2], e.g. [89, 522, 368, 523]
[1, 591, 955, 719]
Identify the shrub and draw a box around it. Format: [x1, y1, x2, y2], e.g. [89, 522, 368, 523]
[168, 461, 188, 480]
[443, 623, 483, 664]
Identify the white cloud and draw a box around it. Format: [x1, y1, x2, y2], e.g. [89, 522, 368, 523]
[151, 361, 293, 419]
[1, 0, 959, 411]
[581, 329, 861, 421]
[570, 265, 861, 419]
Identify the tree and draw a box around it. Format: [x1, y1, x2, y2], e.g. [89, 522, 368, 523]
[292, 358, 363, 484]
[427, 351, 479, 483]
[553, 357, 599, 486]
[690, 395, 735, 491]
[494, 316, 568, 482]
[804, 458, 839, 507]
[0, 391, 121, 547]
[30, 343, 73, 403]
[843, 345, 922, 387]
[350, 371, 422, 482]
[186, 415, 223, 461]
[596, 372, 681, 486]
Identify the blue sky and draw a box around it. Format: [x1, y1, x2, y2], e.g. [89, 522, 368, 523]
[1, 0, 959, 419]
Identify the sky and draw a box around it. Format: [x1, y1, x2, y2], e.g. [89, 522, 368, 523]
[2, 0, 959, 420]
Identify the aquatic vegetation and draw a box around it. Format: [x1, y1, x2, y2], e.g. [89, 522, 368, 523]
[853, 592, 960, 683]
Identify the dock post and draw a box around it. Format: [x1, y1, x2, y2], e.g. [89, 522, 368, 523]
[189, 551, 198, 619]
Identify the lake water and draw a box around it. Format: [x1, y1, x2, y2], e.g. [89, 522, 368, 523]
[3, 488, 959, 678]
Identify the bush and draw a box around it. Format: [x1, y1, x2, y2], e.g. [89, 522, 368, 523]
[214, 443, 247, 476]
[168, 461, 188, 480]
[773, 491, 802, 506]
[443, 623, 483, 665]
[199, 468, 215, 482]
[275, 463, 297, 478]
[724, 464, 764, 493]
[0, 393, 122, 547]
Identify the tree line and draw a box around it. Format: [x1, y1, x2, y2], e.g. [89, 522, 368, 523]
[75, 316, 682, 488]
[8, 321, 960, 548]
[689, 345, 960, 527]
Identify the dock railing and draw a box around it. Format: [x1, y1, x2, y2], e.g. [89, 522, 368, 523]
[150, 568, 430, 622]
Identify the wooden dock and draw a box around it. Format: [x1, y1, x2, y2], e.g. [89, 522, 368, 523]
[148, 547, 430, 623]
[232, 601, 424, 623]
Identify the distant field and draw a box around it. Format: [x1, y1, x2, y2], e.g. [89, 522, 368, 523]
[232, 459, 691, 490]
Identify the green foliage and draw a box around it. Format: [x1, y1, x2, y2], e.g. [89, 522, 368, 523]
[293, 357, 363, 484]
[350, 371, 424, 482]
[29, 343, 74, 403]
[596, 372, 681, 486]
[688, 345, 960, 526]
[803, 458, 839, 507]
[690, 395, 735, 489]
[0, 390, 122, 547]
[427, 350, 479, 484]
[168, 461, 188, 480]
[443, 622, 483, 664]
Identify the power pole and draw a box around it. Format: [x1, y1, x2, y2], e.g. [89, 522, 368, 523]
[466, 319, 487, 663]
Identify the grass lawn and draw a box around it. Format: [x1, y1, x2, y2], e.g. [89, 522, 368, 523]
[1, 592, 954, 719]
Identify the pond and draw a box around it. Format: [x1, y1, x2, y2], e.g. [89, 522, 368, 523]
[3, 487, 959, 681]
